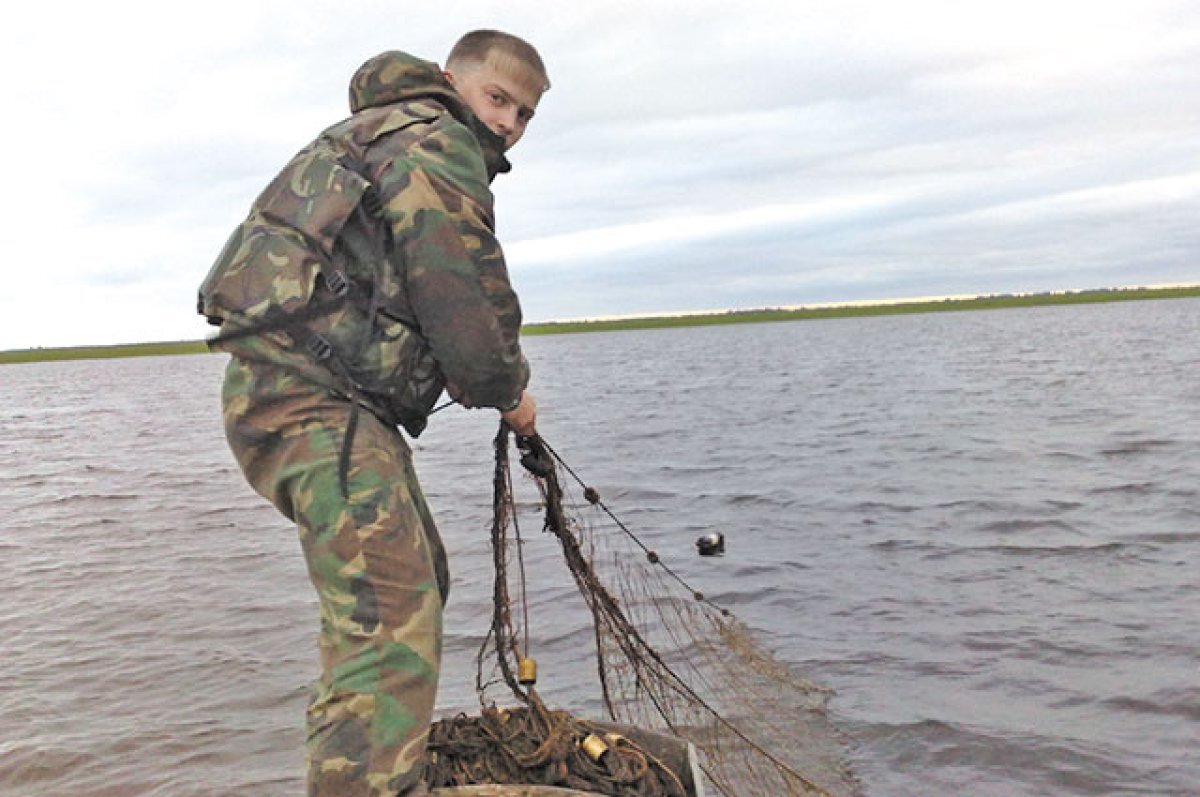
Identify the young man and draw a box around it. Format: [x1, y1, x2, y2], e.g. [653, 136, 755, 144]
[198, 30, 549, 797]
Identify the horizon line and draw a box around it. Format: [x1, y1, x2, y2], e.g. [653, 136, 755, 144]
[524, 282, 1200, 325]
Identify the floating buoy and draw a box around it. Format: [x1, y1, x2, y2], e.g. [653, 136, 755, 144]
[696, 532, 725, 556]
[580, 733, 609, 762]
[518, 657, 538, 686]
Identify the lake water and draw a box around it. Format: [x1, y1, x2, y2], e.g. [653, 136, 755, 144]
[1, 298, 1197, 796]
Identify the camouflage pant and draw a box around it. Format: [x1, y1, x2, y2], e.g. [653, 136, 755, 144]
[221, 357, 448, 797]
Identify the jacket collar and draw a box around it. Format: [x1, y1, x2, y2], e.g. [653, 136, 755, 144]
[349, 50, 511, 181]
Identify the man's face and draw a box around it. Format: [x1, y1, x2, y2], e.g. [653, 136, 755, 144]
[446, 59, 543, 151]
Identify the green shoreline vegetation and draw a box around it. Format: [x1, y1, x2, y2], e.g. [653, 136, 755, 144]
[3, 285, 1197, 365]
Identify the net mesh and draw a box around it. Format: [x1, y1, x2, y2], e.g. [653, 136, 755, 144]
[434, 427, 858, 797]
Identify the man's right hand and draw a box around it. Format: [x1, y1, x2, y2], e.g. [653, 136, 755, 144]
[501, 391, 537, 436]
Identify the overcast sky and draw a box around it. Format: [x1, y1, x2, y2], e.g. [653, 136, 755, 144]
[1, 0, 1196, 349]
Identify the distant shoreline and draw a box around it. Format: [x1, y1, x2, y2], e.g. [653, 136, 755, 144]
[3, 285, 1197, 365]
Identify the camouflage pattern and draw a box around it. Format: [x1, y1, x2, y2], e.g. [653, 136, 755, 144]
[221, 357, 447, 796]
[199, 50, 528, 435]
[201, 51, 532, 796]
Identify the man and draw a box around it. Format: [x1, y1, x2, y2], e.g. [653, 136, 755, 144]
[197, 30, 548, 797]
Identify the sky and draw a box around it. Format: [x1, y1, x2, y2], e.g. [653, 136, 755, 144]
[0, 0, 1197, 349]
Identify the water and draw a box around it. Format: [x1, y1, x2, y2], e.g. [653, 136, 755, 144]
[1, 298, 1196, 796]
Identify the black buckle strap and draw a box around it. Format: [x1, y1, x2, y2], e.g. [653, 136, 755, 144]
[305, 333, 334, 361]
[323, 269, 350, 297]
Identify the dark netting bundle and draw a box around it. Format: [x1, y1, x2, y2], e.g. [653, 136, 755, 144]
[427, 426, 859, 796]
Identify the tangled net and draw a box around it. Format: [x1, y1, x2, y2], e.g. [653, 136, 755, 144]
[427, 426, 856, 796]
[427, 704, 694, 795]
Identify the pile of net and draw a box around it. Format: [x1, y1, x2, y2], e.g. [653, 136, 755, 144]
[427, 703, 697, 795]
[426, 427, 858, 796]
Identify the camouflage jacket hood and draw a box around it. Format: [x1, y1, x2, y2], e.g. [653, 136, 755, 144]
[349, 50, 511, 180]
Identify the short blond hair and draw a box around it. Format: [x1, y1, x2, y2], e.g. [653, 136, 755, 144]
[447, 29, 550, 92]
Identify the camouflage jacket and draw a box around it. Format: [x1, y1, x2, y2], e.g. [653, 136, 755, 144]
[198, 51, 529, 436]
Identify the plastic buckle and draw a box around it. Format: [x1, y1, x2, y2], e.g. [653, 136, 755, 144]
[305, 334, 334, 361]
[325, 269, 350, 297]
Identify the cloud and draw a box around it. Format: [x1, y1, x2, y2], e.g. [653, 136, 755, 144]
[0, 0, 1197, 349]
[506, 191, 905, 267]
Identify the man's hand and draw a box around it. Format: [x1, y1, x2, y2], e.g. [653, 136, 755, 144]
[500, 391, 537, 436]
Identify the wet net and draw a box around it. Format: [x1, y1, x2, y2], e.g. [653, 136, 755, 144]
[426, 427, 858, 796]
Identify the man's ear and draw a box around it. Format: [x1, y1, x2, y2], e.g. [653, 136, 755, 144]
[443, 70, 457, 87]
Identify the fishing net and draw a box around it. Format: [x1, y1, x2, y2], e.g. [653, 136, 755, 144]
[426, 427, 858, 796]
